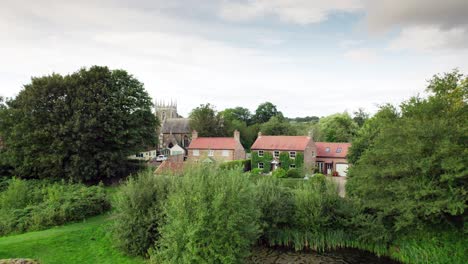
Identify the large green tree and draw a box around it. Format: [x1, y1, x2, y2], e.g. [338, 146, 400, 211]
[253, 102, 282, 124]
[189, 104, 225, 137]
[347, 71, 468, 242]
[0, 66, 158, 181]
[317, 112, 358, 142]
[260, 116, 295, 136]
[220, 107, 252, 125]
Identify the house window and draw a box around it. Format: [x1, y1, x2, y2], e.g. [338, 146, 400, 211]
[258, 162, 264, 169]
[317, 162, 324, 173]
[289, 151, 296, 158]
[274, 150, 280, 158]
[289, 164, 296, 169]
[325, 147, 330, 153]
[193, 149, 200, 156]
[137, 153, 143, 158]
[222, 150, 229, 157]
[258, 150, 264, 157]
[336, 147, 342, 153]
[208, 150, 214, 156]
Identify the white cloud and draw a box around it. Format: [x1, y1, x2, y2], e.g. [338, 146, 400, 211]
[219, 0, 363, 24]
[389, 26, 468, 52]
[344, 48, 378, 63]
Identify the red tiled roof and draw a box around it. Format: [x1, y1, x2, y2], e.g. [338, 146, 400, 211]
[251, 136, 311, 151]
[154, 161, 185, 175]
[188, 137, 239, 150]
[315, 142, 351, 158]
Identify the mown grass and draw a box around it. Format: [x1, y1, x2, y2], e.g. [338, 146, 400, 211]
[0, 214, 145, 264]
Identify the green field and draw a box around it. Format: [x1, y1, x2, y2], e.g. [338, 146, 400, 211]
[0, 214, 144, 264]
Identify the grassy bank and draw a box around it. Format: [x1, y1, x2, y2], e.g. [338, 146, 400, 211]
[0, 214, 144, 264]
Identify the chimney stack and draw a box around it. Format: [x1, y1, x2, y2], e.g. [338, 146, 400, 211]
[192, 130, 198, 140]
[234, 130, 240, 142]
[258, 131, 262, 138]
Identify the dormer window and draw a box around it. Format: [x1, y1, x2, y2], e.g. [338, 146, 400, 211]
[325, 147, 330, 153]
[336, 147, 342, 153]
[258, 150, 264, 157]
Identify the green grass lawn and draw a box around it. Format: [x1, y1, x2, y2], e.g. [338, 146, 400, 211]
[0, 214, 145, 264]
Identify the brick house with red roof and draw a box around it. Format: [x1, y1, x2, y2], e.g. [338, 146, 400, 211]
[250, 132, 316, 173]
[187, 130, 246, 162]
[315, 142, 351, 176]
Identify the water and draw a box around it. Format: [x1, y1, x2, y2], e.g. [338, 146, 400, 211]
[248, 246, 400, 264]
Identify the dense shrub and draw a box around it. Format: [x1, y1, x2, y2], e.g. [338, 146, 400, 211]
[250, 168, 263, 175]
[112, 170, 172, 256]
[0, 178, 110, 235]
[255, 177, 294, 239]
[286, 168, 301, 178]
[151, 165, 261, 263]
[272, 168, 286, 178]
[219, 159, 251, 171]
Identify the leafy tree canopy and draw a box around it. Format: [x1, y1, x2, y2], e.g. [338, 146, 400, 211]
[0, 66, 158, 181]
[253, 102, 283, 124]
[220, 107, 252, 125]
[318, 112, 358, 142]
[260, 116, 295, 136]
[352, 108, 369, 127]
[347, 70, 468, 240]
[189, 103, 225, 137]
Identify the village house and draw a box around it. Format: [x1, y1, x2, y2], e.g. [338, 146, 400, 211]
[128, 148, 157, 161]
[315, 142, 351, 176]
[187, 130, 246, 162]
[250, 132, 316, 173]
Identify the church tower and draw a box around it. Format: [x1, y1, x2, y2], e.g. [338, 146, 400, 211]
[155, 100, 179, 122]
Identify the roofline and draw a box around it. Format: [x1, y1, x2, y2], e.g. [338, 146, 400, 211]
[251, 148, 305, 151]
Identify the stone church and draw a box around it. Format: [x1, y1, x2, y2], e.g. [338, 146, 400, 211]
[155, 100, 191, 156]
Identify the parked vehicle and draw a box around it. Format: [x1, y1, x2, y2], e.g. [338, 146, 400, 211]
[156, 155, 167, 162]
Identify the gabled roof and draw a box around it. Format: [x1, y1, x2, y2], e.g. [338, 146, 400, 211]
[251, 136, 311, 151]
[161, 118, 190, 134]
[188, 137, 239, 150]
[315, 142, 351, 158]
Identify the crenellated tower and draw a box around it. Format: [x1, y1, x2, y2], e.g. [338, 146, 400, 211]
[155, 99, 180, 122]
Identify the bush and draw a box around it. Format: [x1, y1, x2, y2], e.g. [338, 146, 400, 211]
[219, 159, 251, 171]
[151, 165, 260, 263]
[250, 168, 263, 175]
[0, 178, 110, 236]
[286, 169, 301, 178]
[272, 168, 286, 178]
[255, 177, 295, 239]
[112, 170, 172, 256]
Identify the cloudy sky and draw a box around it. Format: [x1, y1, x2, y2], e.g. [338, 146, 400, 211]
[1, 0, 467, 117]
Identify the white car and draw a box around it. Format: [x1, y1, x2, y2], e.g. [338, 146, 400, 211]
[156, 155, 167, 162]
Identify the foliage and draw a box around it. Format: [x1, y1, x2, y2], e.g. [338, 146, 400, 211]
[278, 152, 304, 171]
[250, 168, 263, 175]
[219, 159, 251, 171]
[0, 66, 158, 182]
[0, 215, 144, 264]
[272, 168, 287, 178]
[151, 165, 261, 264]
[251, 151, 273, 173]
[352, 108, 369, 127]
[347, 105, 398, 164]
[0, 178, 110, 236]
[347, 70, 468, 244]
[255, 177, 295, 239]
[286, 169, 301, 178]
[189, 103, 225, 137]
[220, 107, 252, 125]
[253, 102, 283, 124]
[317, 112, 358, 142]
[287, 116, 319, 123]
[260, 116, 295, 136]
[112, 170, 172, 256]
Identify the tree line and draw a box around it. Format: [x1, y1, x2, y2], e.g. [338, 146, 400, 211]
[189, 102, 368, 149]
